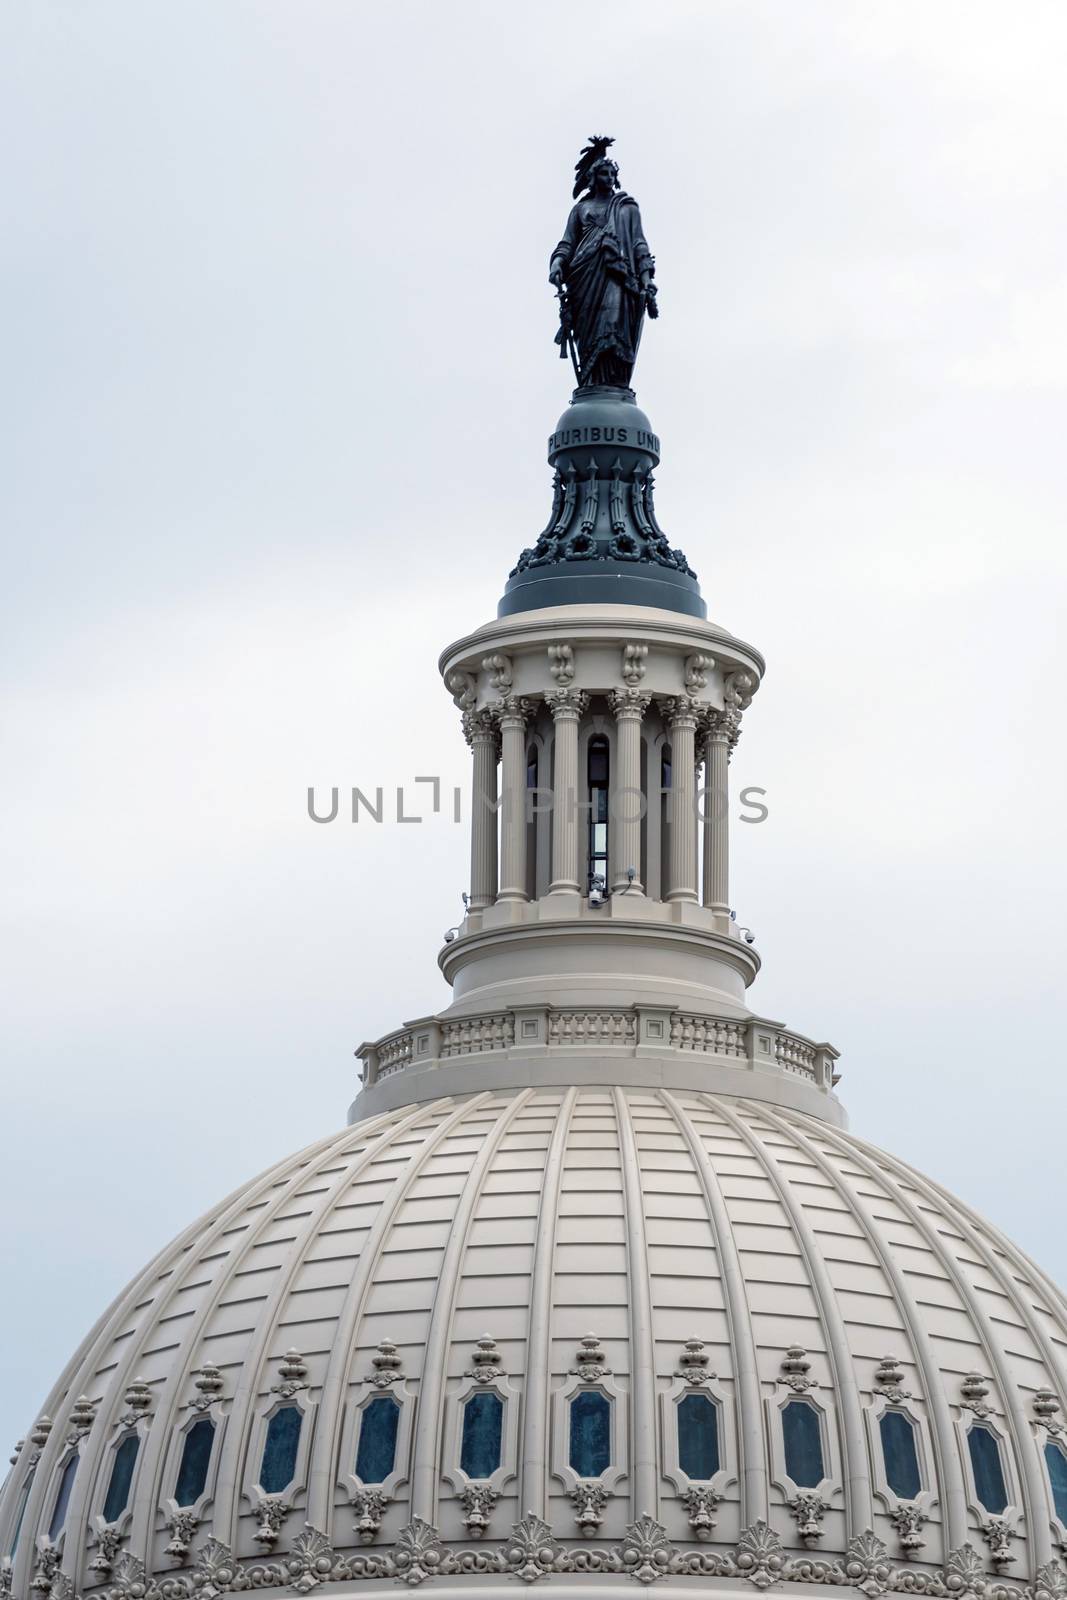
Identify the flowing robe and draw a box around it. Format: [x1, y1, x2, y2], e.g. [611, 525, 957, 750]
[551, 191, 654, 388]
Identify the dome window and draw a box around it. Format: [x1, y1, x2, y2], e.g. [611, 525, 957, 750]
[587, 737, 610, 893]
[7, 1468, 35, 1557]
[355, 1396, 400, 1485]
[460, 1391, 504, 1480]
[174, 1418, 215, 1508]
[1045, 1441, 1067, 1525]
[47, 1453, 79, 1542]
[102, 1434, 140, 1524]
[677, 1392, 720, 1481]
[782, 1399, 824, 1489]
[967, 1422, 1009, 1514]
[569, 1390, 611, 1478]
[879, 1410, 922, 1501]
[259, 1404, 302, 1496]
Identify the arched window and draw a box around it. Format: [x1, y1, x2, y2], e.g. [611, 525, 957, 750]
[174, 1418, 215, 1507]
[355, 1396, 400, 1485]
[1045, 1441, 1067, 1524]
[569, 1391, 611, 1479]
[259, 1405, 302, 1495]
[782, 1399, 824, 1488]
[102, 1435, 140, 1524]
[879, 1410, 922, 1500]
[47, 1454, 79, 1542]
[7, 1469, 35, 1557]
[967, 1423, 1008, 1514]
[588, 737, 609, 892]
[459, 1391, 504, 1480]
[677, 1393, 720, 1480]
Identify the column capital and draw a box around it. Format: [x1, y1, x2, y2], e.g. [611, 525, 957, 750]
[658, 694, 702, 731]
[462, 707, 501, 748]
[545, 688, 589, 721]
[608, 687, 652, 719]
[493, 695, 536, 729]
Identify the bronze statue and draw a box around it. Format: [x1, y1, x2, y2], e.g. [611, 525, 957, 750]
[549, 136, 658, 389]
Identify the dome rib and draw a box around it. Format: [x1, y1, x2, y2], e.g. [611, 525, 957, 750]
[25, 1135, 341, 1594]
[661, 1089, 769, 1527]
[210, 1119, 415, 1549]
[614, 1088, 660, 1518]
[409, 1091, 538, 1525]
[305, 1095, 488, 1530]
[712, 1098, 875, 1537]
[520, 1086, 578, 1520]
[130, 1114, 420, 1564]
[873, 1141, 1067, 1427]
[816, 1120, 1052, 1565]
[762, 1105, 969, 1550]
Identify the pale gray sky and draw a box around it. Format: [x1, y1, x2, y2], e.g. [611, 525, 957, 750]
[2, 0, 1066, 1452]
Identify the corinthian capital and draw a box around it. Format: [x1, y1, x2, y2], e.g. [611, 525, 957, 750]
[462, 707, 500, 748]
[494, 695, 536, 728]
[608, 687, 652, 719]
[658, 694, 701, 730]
[545, 688, 589, 720]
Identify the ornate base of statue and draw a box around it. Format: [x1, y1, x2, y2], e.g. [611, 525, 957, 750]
[499, 387, 705, 620]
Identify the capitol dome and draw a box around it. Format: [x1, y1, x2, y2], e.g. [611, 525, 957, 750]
[5, 147, 1067, 1600]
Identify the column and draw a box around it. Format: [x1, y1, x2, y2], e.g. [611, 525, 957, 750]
[547, 689, 588, 894]
[662, 696, 699, 903]
[466, 710, 499, 910]
[497, 697, 533, 902]
[702, 715, 730, 914]
[609, 689, 650, 893]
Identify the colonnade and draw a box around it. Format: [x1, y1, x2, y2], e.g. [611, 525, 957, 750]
[464, 693, 738, 915]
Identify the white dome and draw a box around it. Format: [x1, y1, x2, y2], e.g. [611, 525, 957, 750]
[5, 1085, 1067, 1600]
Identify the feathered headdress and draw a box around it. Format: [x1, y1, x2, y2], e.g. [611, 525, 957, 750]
[572, 134, 616, 200]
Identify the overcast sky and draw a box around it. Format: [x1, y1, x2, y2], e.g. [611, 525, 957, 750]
[2, 0, 1066, 1453]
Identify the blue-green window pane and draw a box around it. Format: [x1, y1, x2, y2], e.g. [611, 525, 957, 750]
[48, 1454, 79, 1542]
[968, 1424, 1008, 1514]
[678, 1393, 720, 1480]
[102, 1435, 140, 1525]
[782, 1400, 824, 1488]
[879, 1410, 922, 1500]
[175, 1418, 215, 1507]
[1046, 1443, 1067, 1524]
[8, 1469, 35, 1557]
[460, 1392, 504, 1480]
[259, 1406, 302, 1494]
[355, 1397, 400, 1485]
[569, 1391, 611, 1479]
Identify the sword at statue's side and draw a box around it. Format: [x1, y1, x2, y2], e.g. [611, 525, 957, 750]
[554, 286, 581, 384]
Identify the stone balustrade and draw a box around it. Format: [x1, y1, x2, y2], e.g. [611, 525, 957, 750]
[356, 1009, 838, 1093]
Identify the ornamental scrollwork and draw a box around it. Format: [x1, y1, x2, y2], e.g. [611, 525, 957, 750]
[789, 1491, 828, 1547]
[547, 644, 575, 686]
[779, 1345, 818, 1393]
[464, 1335, 505, 1383]
[447, 671, 478, 712]
[618, 1516, 674, 1586]
[570, 1482, 609, 1537]
[349, 1488, 390, 1545]
[462, 1486, 500, 1539]
[271, 1350, 309, 1399]
[681, 1485, 722, 1540]
[621, 643, 648, 686]
[570, 1334, 611, 1382]
[960, 1373, 994, 1418]
[873, 1356, 914, 1405]
[499, 1515, 564, 1585]
[190, 1365, 225, 1413]
[165, 1510, 201, 1563]
[482, 654, 513, 694]
[674, 1338, 713, 1385]
[366, 1339, 404, 1388]
[252, 1494, 292, 1549]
